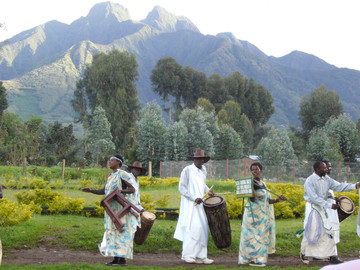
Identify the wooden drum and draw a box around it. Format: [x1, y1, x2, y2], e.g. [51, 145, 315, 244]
[337, 196, 354, 222]
[134, 211, 156, 245]
[203, 196, 231, 249]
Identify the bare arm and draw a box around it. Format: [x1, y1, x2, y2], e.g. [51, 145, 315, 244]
[120, 179, 135, 194]
[269, 195, 287, 204]
[81, 185, 105, 195]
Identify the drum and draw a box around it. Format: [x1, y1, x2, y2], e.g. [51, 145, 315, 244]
[203, 196, 231, 249]
[134, 211, 156, 245]
[337, 196, 354, 222]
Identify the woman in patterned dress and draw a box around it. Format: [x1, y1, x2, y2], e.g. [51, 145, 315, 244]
[82, 154, 140, 266]
[238, 162, 287, 267]
[0, 184, 2, 265]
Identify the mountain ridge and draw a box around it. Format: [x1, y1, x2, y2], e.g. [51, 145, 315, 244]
[1, 1, 359, 131]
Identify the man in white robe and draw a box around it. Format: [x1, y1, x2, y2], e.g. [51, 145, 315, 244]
[323, 161, 340, 244]
[174, 149, 214, 264]
[300, 161, 360, 265]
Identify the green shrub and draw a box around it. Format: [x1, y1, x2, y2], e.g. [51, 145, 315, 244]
[3, 179, 17, 189]
[52, 180, 64, 189]
[29, 178, 48, 189]
[141, 193, 156, 211]
[225, 195, 245, 219]
[4, 166, 14, 180]
[48, 195, 67, 214]
[95, 200, 105, 217]
[155, 194, 170, 208]
[15, 187, 60, 207]
[67, 197, 85, 214]
[42, 169, 52, 181]
[80, 179, 93, 188]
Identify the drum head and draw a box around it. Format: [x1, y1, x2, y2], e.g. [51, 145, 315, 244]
[142, 211, 156, 221]
[204, 196, 224, 207]
[339, 196, 354, 214]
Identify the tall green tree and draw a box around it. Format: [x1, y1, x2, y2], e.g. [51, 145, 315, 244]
[256, 126, 296, 166]
[225, 71, 246, 103]
[306, 128, 343, 162]
[298, 84, 343, 134]
[0, 81, 8, 118]
[288, 127, 307, 160]
[136, 103, 167, 172]
[225, 72, 274, 127]
[0, 113, 26, 165]
[164, 121, 189, 161]
[46, 122, 77, 161]
[25, 117, 43, 165]
[205, 74, 229, 111]
[182, 66, 207, 108]
[151, 56, 184, 122]
[241, 78, 274, 127]
[86, 106, 115, 165]
[214, 124, 243, 160]
[195, 98, 215, 113]
[325, 114, 359, 162]
[178, 107, 215, 157]
[222, 101, 242, 133]
[238, 114, 255, 155]
[71, 49, 140, 152]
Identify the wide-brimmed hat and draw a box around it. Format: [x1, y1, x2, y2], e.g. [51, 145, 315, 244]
[189, 149, 211, 163]
[127, 161, 147, 176]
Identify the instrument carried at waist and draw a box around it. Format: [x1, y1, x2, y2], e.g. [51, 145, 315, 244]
[203, 196, 231, 249]
[134, 211, 156, 245]
[336, 196, 354, 222]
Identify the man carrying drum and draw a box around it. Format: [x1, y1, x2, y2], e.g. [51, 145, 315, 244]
[300, 161, 360, 265]
[174, 149, 215, 264]
[127, 161, 147, 211]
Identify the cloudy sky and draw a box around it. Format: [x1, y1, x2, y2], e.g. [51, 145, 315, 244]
[1, 0, 359, 70]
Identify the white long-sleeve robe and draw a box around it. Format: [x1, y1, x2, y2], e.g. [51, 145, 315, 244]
[174, 164, 210, 259]
[301, 172, 355, 258]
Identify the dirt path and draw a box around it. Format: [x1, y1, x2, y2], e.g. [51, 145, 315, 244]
[3, 247, 359, 268]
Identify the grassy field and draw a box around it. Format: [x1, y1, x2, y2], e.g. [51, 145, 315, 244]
[1, 214, 360, 256]
[1, 213, 360, 269]
[0, 264, 323, 270]
[1, 166, 360, 269]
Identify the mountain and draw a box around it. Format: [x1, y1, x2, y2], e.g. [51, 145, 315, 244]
[1, 1, 360, 133]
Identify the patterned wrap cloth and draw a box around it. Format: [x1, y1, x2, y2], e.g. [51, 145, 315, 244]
[238, 183, 275, 265]
[100, 169, 140, 259]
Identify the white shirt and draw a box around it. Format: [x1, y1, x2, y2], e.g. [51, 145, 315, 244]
[304, 172, 355, 209]
[178, 164, 209, 201]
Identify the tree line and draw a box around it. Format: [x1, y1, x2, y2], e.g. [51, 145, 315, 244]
[0, 49, 359, 172]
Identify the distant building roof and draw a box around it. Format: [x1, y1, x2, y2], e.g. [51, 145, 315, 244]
[242, 155, 259, 161]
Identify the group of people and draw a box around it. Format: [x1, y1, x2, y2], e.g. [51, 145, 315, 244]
[1, 151, 360, 268]
[174, 150, 360, 268]
[173, 150, 288, 267]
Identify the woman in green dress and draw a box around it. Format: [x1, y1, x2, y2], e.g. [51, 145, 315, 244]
[238, 162, 286, 267]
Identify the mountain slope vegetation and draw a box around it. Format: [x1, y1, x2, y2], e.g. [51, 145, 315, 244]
[1, 1, 359, 130]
